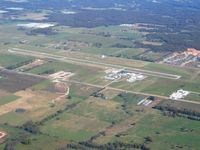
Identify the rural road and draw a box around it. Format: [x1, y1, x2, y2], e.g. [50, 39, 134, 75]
[0, 66, 199, 105]
[67, 80, 200, 105]
[8, 48, 181, 80]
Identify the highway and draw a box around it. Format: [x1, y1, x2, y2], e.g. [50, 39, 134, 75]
[8, 48, 181, 80]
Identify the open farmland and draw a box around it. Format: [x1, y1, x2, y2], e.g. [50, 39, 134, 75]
[110, 110, 200, 150]
[0, 0, 200, 149]
[0, 37, 199, 150]
[0, 69, 44, 92]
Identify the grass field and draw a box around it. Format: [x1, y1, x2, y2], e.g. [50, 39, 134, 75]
[0, 53, 33, 67]
[144, 63, 196, 80]
[186, 93, 200, 102]
[141, 78, 200, 96]
[112, 111, 200, 150]
[0, 95, 20, 106]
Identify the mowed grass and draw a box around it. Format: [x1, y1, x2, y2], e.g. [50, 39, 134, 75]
[28, 60, 109, 86]
[110, 77, 200, 100]
[144, 63, 196, 80]
[0, 111, 30, 125]
[0, 94, 20, 106]
[110, 77, 158, 92]
[141, 78, 200, 96]
[0, 53, 33, 67]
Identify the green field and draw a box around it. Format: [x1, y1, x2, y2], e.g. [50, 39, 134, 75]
[0, 53, 33, 67]
[0, 95, 20, 106]
[186, 93, 200, 102]
[141, 78, 200, 96]
[112, 111, 200, 150]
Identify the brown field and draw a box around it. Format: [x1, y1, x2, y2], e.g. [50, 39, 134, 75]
[0, 90, 9, 98]
[0, 70, 44, 92]
[0, 90, 34, 116]
[0, 89, 63, 125]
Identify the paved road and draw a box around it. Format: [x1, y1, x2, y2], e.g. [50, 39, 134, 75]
[6, 49, 200, 105]
[67, 80, 200, 105]
[9, 48, 181, 80]
[0, 65, 199, 105]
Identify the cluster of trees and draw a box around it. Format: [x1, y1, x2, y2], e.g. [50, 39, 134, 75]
[38, 69, 55, 75]
[96, 32, 111, 37]
[60, 141, 150, 150]
[117, 92, 138, 116]
[91, 91, 107, 100]
[26, 28, 57, 36]
[4, 135, 32, 150]
[20, 121, 40, 134]
[88, 131, 106, 143]
[154, 105, 200, 121]
[45, 0, 200, 53]
[92, 42, 102, 48]
[111, 43, 133, 48]
[91, 88, 107, 100]
[3, 102, 80, 149]
[3, 123, 32, 150]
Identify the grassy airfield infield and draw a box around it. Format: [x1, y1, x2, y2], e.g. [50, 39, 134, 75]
[0, 23, 200, 150]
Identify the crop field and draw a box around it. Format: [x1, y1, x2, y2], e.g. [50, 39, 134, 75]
[0, 70, 44, 92]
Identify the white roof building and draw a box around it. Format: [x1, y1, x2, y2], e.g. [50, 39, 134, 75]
[170, 89, 190, 100]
